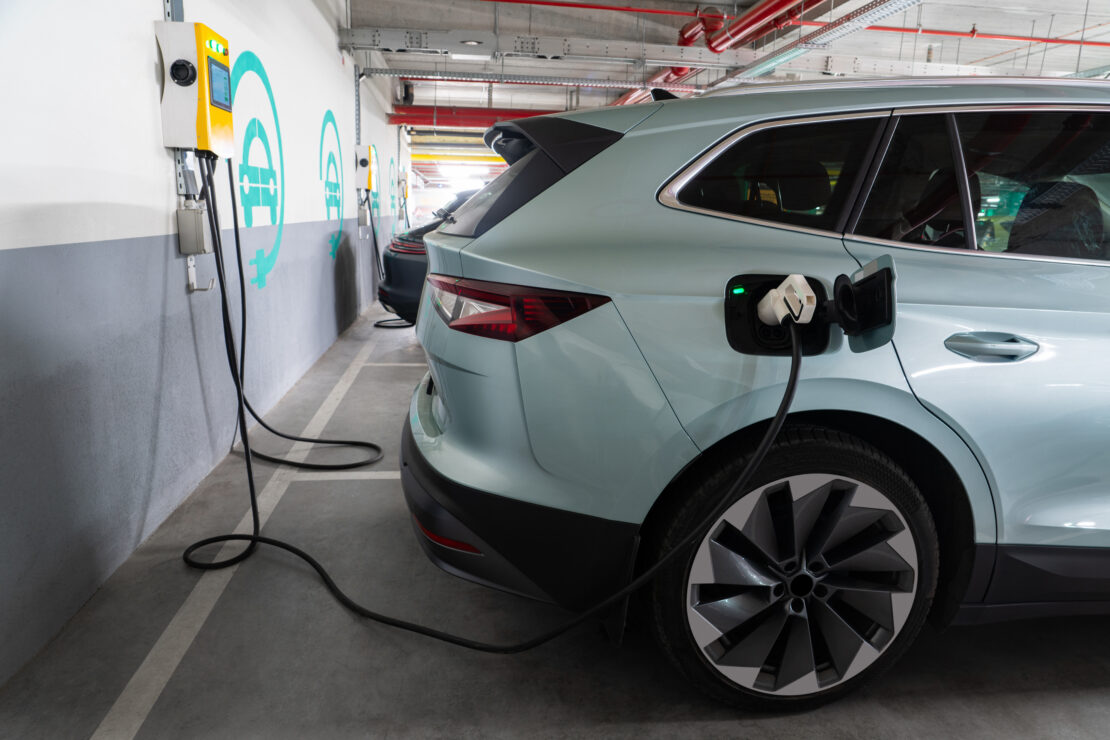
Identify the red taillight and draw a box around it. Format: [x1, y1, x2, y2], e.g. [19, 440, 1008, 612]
[426, 275, 610, 342]
[389, 237, 426, 255]
[414, 517, 481, 554]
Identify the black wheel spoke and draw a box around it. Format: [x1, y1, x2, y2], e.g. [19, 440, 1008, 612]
[704, 540, 778, 587]
[823, 571, 914, 593]
[693, 588, 772, 635]
[809, 599, 866, 687]
[802, 484, 854, 556]
[740, 483, 795, 563]
[790, 481, 837, 555]
[821, 509, 904, 566]
[827, 590, 895, 649]
[710, 602, 789, 668]
[757, 614, 814, 692]
[713, 521, 776, 570]
[829, 542, 912, 574]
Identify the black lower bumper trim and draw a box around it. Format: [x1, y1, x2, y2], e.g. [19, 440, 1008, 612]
[400, 419, 640, 611]
[952, 543, 1110, 625]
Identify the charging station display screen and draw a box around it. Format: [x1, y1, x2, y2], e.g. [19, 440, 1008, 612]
[208, 57, 231, 112]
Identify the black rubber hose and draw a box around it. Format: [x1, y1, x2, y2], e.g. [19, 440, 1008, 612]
[373, 317, 414, 329]
[184, 163, 803, 654]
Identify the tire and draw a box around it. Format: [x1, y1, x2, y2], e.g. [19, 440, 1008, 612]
[649, 426, 938, 711]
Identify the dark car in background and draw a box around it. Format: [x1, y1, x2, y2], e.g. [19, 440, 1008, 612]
[378, 190, 478, 323]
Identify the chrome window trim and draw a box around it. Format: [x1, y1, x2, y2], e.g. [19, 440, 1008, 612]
[700, 76, 1110, 99]
[659, 103, 1110, 268]
[846, 234, 1110, 269]
[893, 103, 1110, 116]
[657, 110, 892, 238]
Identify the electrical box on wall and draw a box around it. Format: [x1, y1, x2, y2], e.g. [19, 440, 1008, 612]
[176, 201, 213, 255]
[155, 21, 233, 157]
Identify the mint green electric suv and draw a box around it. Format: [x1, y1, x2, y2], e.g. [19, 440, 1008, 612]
[400, 78, 1110, 709]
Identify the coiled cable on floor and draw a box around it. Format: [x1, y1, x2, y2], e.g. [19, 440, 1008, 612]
[373, 317, 414, 329]
[185, 152, 803, 651]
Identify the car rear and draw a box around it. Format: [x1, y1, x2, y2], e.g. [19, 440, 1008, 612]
[378, 223, 436, 323]
[399, 105, 702, 610]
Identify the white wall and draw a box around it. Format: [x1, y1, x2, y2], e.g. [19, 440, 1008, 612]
[0, 0, 408, 254]
[0, 0, 408, 686]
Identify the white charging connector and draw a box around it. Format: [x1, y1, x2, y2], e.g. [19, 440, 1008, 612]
[756, 274, 818, 326]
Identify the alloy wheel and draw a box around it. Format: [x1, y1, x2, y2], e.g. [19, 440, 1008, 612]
[685, 473, 918, 696]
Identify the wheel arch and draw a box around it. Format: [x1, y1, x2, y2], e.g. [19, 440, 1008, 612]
[638, 410, 986, 627]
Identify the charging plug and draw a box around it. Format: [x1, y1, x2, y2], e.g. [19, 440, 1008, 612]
[756, 274, 818, 326]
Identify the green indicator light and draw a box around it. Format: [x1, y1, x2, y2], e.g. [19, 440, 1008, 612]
[732, 286, 745, 295]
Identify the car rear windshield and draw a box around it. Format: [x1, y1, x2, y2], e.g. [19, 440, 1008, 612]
[439, 149, 563, 237]
[438, 117, 623, 238]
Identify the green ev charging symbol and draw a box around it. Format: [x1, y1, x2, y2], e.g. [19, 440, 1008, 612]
[318, 109, 343, 258]
[388, 156, 398, 235]
[231, 51, 284, 289]
[369, 144, 381, 221]
[239, 119, 278, 227]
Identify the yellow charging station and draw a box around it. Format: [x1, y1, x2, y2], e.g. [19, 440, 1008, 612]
[155, 22, 233, 157]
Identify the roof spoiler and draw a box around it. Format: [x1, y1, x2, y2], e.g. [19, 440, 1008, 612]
[484, 116, 623, 170]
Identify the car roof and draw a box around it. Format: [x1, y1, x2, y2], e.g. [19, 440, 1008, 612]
[598, 76, 1110, 140]
[699, 76, 1110, 100]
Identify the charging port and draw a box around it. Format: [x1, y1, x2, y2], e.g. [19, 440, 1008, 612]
[724, 274, 830, 356]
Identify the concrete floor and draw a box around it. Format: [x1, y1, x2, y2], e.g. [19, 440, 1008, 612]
[2, 306, 1110, 739]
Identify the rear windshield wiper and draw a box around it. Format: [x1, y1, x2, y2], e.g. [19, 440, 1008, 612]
[434, 208, 455, 224]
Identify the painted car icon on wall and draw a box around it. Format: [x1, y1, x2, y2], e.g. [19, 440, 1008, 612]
[324, 151, 341, 219]
[238, 118, 278, 227]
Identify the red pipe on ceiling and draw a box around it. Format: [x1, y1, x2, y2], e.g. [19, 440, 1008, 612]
[388, 105, 558, 128]
[704, 0, 807, 54]
[478, 0, 736, 21]
[779, 19, 1110, 49]
[615, 0, 805, 106]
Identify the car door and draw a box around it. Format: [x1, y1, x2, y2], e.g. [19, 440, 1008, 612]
[617, 112, 896, 449]
[843, 108, 1110, 572]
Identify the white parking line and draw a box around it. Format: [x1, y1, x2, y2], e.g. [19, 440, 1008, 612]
[364, 362, 426, 367]
[293, 470, 401, 482]
[91, 337, 380, 740]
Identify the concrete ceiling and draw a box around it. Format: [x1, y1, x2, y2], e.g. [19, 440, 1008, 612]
[348, 0, 1110, 113]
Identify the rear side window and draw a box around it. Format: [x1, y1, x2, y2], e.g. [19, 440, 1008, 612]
[439, 149, 562, 237]
[855, 114, 968, 248]
[956, 111, 1110, 261]
[439, 117, 623, 238]
[675, 117, 881, 231]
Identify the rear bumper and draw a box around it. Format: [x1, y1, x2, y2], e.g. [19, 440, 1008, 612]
[400, 417, 640, 611]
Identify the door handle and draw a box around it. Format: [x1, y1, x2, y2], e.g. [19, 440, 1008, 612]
[944, 332, 1039, 362]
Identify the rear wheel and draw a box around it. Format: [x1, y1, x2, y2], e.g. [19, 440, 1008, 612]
[649, 427, 938, 711]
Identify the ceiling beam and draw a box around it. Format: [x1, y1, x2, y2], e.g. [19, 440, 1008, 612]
[718, 0, 927, 84]
[339, 27, 758, 69]
[388, 105, 558, 127]
[363, 67, 706, 92]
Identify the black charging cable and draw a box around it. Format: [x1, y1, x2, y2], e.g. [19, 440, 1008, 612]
[359, 189, 413, 330]
[187, 152, 803, 651]
[204, 158, 383, 470]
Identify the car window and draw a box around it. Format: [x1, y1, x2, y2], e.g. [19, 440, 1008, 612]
[956, 111, 1110, 261]
[855, 114, 969, 248]
[676, 117, 881, 231]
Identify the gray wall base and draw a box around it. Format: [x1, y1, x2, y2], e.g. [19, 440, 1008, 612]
[0, 215, 394, 685]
